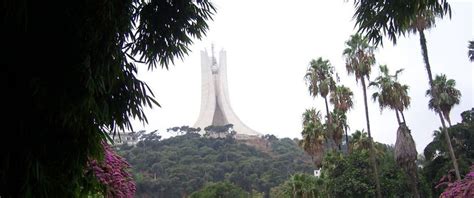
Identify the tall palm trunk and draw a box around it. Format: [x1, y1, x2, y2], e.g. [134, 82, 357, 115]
[395, 110, 401, 125]
[439, 113, 461, 180]
[409, 167, 420, 198]
[419, 30, 434, 84]
[344, 126, 349, 154]
[400, 110, 407, 124]
[419, 29, 461, 181]
[324, 97, 330, 121]
[324, 96, 335, 150]
[361, 77, 382, 198]
[402, 138, 420, 198]
[445, 113, 453, 127]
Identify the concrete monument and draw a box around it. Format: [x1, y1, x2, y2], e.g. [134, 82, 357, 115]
[194, 46, 261, 138]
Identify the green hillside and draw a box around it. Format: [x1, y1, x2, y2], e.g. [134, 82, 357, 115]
[116, 133, 314, 197]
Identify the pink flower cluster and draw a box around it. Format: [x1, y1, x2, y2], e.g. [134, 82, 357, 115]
[89, 142, 136, 197]
[440, 165, 474, 198]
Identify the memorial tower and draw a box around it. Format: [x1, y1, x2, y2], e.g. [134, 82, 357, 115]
[193, 46, 261, 138]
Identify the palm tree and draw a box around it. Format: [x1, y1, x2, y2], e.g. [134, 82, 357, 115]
[426, 74, 461, 127]
[370, 65, 419, 197]
[350, 129, 370, 151]
[468, 41, 474, 62]
[330, 85, 354, 112]
[300, 108, 325, 168]
[408, 9, 462, 181]
[328, 109, 349, 151]
[304, 57, 336, 122]
[343, 34, 382, 198]
[285, 173, 320, 198]
[407, 9, 439, 85]
[352, 0, 461, 181]
[401, 5, 462, 182]
[349, 130, 386, 158]
[330, 85, 353, 149]
[370, 65, 410, 125]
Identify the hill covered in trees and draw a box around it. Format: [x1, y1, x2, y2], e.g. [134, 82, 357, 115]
[116, 133, 314, 197]
[115, 108, 473, 197]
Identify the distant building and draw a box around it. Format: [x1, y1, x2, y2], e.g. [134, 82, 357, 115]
[113, 130, 144, 145]
[314, 168, 321, 177]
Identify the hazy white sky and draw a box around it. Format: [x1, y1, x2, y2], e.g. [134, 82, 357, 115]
[132, 0, 473, 153]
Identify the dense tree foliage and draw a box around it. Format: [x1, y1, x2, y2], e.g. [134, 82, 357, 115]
[422, 109, 474, 196]
[116, 133, 313, 197]
[3, 0, 215, 197]
[322, 145, 425, 197]
[272, 134, 432, 198]
[190, 181, 248, 198]
[270, 173, 324, 198]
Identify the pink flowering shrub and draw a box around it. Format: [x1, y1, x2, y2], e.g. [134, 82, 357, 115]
[88, 142, 136, 197]
[438, 165, 474, 198]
